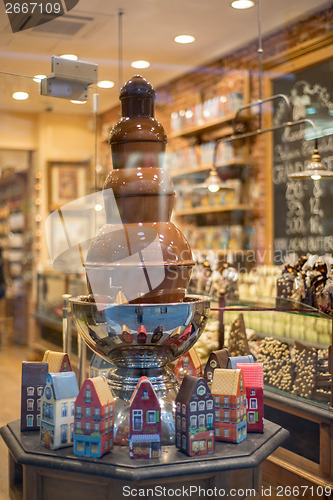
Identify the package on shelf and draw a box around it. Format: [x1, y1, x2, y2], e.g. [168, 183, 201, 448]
[219, 226, 230, 249]
[9, 233, 24, 248]
[200, 142, 215, 167]
[8, 212, 25, 231]
[227, 92, 244, 112]
[203, 96, 221, 122]
[215, 141, 235, 165]
[229, 225, 245, 251]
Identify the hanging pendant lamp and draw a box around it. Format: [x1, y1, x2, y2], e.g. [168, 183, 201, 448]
[288, 140, 333, 180]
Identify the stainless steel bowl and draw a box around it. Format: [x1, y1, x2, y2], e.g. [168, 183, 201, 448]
[70, 295, 210, 445]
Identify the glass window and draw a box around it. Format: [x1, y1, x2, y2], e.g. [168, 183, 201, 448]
[61, 424, 68, 443]
[85, 421, 90, 432]
[94, 407, 100, 418]
[85, 406, 90, 418]
[206, 400, 213, 410]
[37, 399, 41, 411]
[147, 411, 156, 423]
[177, 415, 181, 430]
[26, 414, 33, 427]
[215, 409, 219, 421]
[76, 421, 81, 431]
[250, 388, 256, 396]
[37, 387, 43, 396]
[37, 414, 40, 427]
[62, 403, 68, 417]
[85, 389, 91, 404]
[76, 406, 81, 418]
[142, 389, 148, 399]
[198, 415, 205, 427]
[182, 435, 186, 449]
[207, 414, 213, 426]
[94, 422, 99, 432]
[182, 404, 186, 415]
[190, 415, 197, 428]
[182, 417, 186, 431]
[71, 402, 75, 416]
[250, 398, 258, 409]
[133, 410, 142, 431]
[27, 387, 34, 396]
[198, 401, 205, 411]
[223, 396, 228, 406]
[224, 429, 229, 437]
[176, 402, 181, 412]
[70, 423, 74, 442]
[177, 433, 181, 447]
[27, 399, 34, 411]
[190, 401, 197, 412]
[215, 396, 219, 408]
[224, 411, 229, 422]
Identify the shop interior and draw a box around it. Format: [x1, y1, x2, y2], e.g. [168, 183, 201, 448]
[0, 0, 333, 498]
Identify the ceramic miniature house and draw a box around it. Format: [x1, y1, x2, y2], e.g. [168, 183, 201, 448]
[174, 347, 202, 382]
[237, 362, 264, 433]
[74, 376, 115, 458]
[175, 375, 215, 457]
[204, 348, 229, 383]
[40, 371, 79, 449]
[227, 354, 254, 369]
[42, 350, 72, 372]
[21, 362, 48, 431]
[89, 353, 114, 378]
[211, 368, 247, 443]
[128, 377, 161, 459]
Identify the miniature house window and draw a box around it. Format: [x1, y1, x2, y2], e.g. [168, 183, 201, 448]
[63, 360, 69, 371]
[198, 415, 205, 428]
[248, 412, 255, 422]
[76, 406, 81, 418]
[199, 440, 206, 451]
[182, 417, 186, 431]
[76, 441, 84, 452]
[237, 410, 239, 418]
[133, 410, 143, 431]
[105, 405, 109, 417]
[210, 359, 217, 368]
[62, 403, 68, 417]
[142, 389, 149, 399]
[237, 396, 240, 405]
[240, 378, 243, 391]
[43, 402, 53, 420]
[223, 397, 228, 406]
[110, 404, 113, 416]
[176, 403, 181, 412]
[70, 423, 74, 442]
[177, 415, 181, 430]
[192, 440, 199, 452]
[76, 421, 81, 431]
[94, 407, 100, 418]
[182, 435, 186, 449]
[177, 433, 181, 447]
[250, 398, 257, 409]
[187, 369, 192, 375]
[147, 411, 157, 423]
[215, 428, 220, 436]
[224, 429, 229, 438]
[37, 386, 43, 396]
[71, 402, 74, 416]
[105, 420, 109, 431]
[183, 356, 189, 367]
[26, 415, 33, 427]
[27, 387, 34, 396]
[224, 411, 229, 422]
[198, 401, 205, 411]
[207, 414, 213, 426]
[250, 389, 256, 396]
[190, 416, 197, 428]
[85, 389, 91, 403]
[27, 399, 34, 411]
[45, 387, 52, 400]
[85, 421, 90, 432]
[197, 385, 206, 396]
[207, 372, 212, 382]
[37, 415, 40, 427]
[91, 444, 98, 454]
[61, 424, 68, 444]
[207, 400, 213, 410]
[104, 441, 108, 450]
[37, 399, 41, 411]
[214, 396, 219, 408]
[94, 422, 99, 432]
[182, 404, 186, 415]
[190, 402, 197, 412]
[215, 410, 219, 422]
[85, 406, 90, 418]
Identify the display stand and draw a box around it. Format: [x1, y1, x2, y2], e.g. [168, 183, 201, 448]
[1, 420, 287, 500]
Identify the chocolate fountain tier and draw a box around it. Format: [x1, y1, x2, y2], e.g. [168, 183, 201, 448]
[103, 167, 175, 223]
[85, 221, 195, 304]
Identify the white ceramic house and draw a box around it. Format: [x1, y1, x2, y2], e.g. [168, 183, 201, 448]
[40, 371, 79, 450]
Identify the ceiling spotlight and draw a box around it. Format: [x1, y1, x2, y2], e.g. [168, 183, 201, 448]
[97, 80, 115, 89]
[174, 35, 195, 44]
[33, 74, 46, 83]
[60, 54, 78, 61]
[288, 140, 333, 180]
[231, 0, 255, 9]
[70, 100, 87, 104]
[12, 91, 29, 101]
[131, 60, 150, 69]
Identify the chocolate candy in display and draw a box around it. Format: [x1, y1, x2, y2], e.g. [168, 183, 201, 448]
[317, 268, 333, 316]
[291, 342, 317, 400]
[276, 264, 296, 308]
[85, 76, 195, 304]
[257, 337, 294, 392]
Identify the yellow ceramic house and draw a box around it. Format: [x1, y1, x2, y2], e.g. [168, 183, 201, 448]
[211, 368, 247, 443]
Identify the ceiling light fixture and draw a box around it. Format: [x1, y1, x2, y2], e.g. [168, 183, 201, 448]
[97, 80, 115, 89]
[174, 35, 195, 44]
[288, 140, 333, 180]
[12, 91, 29, 100]
[33, 74, 46, 83]
[231, 0, 255, 9]
[60, 54, 78, 61]
[131, 60, 150, 69]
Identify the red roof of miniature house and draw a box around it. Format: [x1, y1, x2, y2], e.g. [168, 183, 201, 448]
[77, 376, 114, 407]
[129, 376, 159, 408]
[236, 363, 263, 389]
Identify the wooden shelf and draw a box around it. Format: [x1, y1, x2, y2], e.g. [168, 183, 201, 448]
[174, 204, 252, 216]
[169, 112, 240, 140]
[169, 159, 247, 178]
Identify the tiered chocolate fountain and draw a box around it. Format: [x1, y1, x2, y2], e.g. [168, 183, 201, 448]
[71, 76, 210, 445]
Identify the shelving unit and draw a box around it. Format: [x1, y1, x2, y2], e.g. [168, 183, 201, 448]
[0, 160, 34, 345]
[174, 204, 252, 217]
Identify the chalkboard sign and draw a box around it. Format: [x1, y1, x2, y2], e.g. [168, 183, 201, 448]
[273, 59, 333, 264]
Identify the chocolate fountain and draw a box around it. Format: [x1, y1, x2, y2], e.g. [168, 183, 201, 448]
[70, 76, 210, 445]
